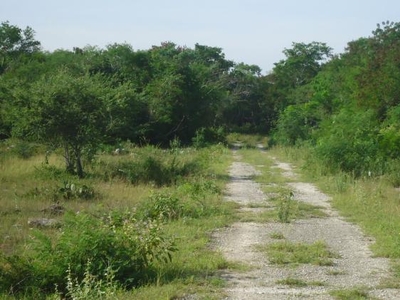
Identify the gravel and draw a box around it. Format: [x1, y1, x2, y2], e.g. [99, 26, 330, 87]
[211, 151, 400, 299]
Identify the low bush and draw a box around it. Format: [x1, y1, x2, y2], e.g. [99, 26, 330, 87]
[137, 179, 223, 222]
[137, 193, 183, 221]
[11, 141, 37, 159]
[105, 147, 201, 186]
[192, 127, 226, 148]
[57, 181, 96, 200]
[0, 211, 176, 297]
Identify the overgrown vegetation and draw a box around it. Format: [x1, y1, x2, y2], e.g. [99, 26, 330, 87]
[2, 17, 400, 298]
[0, 143, 233, 299]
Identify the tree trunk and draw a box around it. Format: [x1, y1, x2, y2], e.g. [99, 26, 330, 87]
[74, 148, 84, 179]
[64, 144, 75, 175]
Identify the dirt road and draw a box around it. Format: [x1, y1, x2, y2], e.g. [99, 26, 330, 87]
[212, 149, 400, 299]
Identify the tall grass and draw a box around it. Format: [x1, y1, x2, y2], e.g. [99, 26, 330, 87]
[0, 142, 234, 299]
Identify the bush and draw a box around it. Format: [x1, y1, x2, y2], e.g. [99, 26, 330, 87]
[192, 127, 226, 148]
[137, 193, 183, 221]
[106, 147, 201, 186]
[12, 141, 36, 159]
[314, 109, 380, 177]
[0, 211, 176, 296]
[57, 181, 96, 200]
[137, 178, 223, 223]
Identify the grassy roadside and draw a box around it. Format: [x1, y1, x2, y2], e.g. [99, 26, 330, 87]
[0, 142, 235, 299]
[267, 145, 400, 286]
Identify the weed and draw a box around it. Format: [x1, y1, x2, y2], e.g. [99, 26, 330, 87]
[276, 277, 308, 287]
[53, 260, 120, 300]
[106, 147, 201, 187]
[11, 141, 37, 159]
[263, 240, 339, 266]
[329, 288, 373, 300]
[278, 191, 294, 223]
[327, 269, 347, 276]
[226, 133, 268, 149]
[0, 212, 177, 296]
[138, 193, 183, 221]
[57, 181, 95, 200]
[270, 232, 285, 240]
[0, 143, 233, 299]
[294, 202, 328, 219]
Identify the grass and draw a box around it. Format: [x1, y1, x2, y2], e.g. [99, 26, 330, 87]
[326, 270, 347, 276]
[329, 288, 375, 300]
[0, 142, 236, 299]
[270, 232, 285, 239]
[268, 145, 400, 285]
[276, 277, 308, 287]
[261, 240, 339, 267]
[225, 133, 268, 149]
[235, 149, 327, 223]
[276, 277, 325, 287]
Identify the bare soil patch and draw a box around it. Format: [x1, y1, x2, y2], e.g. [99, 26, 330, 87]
[212, 150, 400, 299]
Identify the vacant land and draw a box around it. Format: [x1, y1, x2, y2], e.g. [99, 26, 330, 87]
[2, 140, 400, 299]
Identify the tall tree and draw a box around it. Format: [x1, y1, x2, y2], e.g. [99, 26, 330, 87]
[0, 21, 41, 74]
[270, 41, 332, 111]
[13, 69, 107, 178]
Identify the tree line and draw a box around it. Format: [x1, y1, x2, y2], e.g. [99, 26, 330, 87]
[1, 20, 400, 179]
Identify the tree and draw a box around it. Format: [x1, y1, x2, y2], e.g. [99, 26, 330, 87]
[0, 21, 41, 74]
[13, 69, 107, 178]
[270, 42, 332, 111]
[355, 21, 400, 117]
[223, 63, 268, 131]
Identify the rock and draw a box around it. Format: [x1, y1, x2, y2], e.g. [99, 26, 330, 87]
[41, 204, 65, 215]
[28, 218, 60, 228]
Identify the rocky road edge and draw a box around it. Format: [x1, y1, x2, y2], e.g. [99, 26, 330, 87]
[211, 151, 400, 299]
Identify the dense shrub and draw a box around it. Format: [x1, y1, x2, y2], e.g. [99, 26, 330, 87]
[0, 211, 176, 296]
[104, 146, 201, 186]
[314, 109, 380, 176]
[191, 127, 226, 148]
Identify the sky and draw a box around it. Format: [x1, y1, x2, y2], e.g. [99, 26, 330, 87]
[2, 0, 400, 74]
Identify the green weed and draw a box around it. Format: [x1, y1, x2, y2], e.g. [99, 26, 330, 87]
[276, 277, 308, 287]
[278, 191, 294, 223]
[270, 232, 285, 239]
[329, 288, 373, 300]
[262, 240, 339, 266]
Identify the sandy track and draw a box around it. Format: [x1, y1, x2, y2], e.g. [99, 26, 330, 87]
[212, 150, 400, 299]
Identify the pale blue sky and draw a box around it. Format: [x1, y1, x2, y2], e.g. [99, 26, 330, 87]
[2, 0, 399, 73]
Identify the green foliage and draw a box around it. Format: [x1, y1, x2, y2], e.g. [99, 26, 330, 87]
[192, 127, 226, 148]
[0, 212, 176, 296]
[137, 178, 223, 223]
[57, 181, 95, 200]
[12, 69, 108, 178]
[33, 164, 69, 181]
[9, 140, 37, 159]
[273, 104, 317, 146]
[269, 21, 400, 180]
[58, 261, 120, 300]
[264, 240, 338, 266]
[329, 288, 371, 300]
[277, 191, 294, 223]
[0, 21, 41, 74]
[314, 109, 380, 176]
[138, 193, 183, 221]
[106, 146, 201, 186]
[276, 277, 308, 287]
